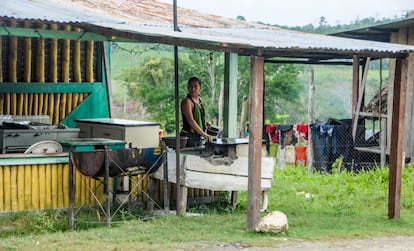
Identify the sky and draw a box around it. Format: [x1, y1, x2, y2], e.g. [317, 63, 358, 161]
[159, 0, 413, 27]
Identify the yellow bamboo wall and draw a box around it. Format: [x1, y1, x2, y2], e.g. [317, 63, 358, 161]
[0, 19, 95, 124]
[0, 163, 105, 212]
[0, 18, 220, 211]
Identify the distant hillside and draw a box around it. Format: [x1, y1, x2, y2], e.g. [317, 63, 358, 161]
[297, 64, 389, 122]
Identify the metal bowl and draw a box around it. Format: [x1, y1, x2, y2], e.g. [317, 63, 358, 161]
[161, 136, 188, 149]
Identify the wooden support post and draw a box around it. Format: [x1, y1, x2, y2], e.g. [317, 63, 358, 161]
[104, 146, 111, 227]
[247, 55, 264, 230]
[223, 53, 238, 138]
[388, 57, 408, 219]
[352, 57, 370, 141]
[240, 96, 249, 138]
[61, 24, 71, 120]
[380, 118, 387, 168]
[352, 56, 360, 123]
[307, 69, 314, 174]
[73, 27, 82, 108]
[0, 36, 3, 115]
[69, 149, 75, 230]
[36, 23, 46, 115]
[8, 19, 17, 115]
[23, 21, 32, 116]
[49, 23, 58, 124]
[85, 40, 94, 100]
[177, 155, 187, 213]
[162, 144, 170, 213]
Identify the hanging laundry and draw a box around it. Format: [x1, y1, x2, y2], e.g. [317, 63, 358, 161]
[278, 124, 295, 149]
[320, 124, 337, 155]
[265, 124, 279, 144]
[295, 123, 309, 140]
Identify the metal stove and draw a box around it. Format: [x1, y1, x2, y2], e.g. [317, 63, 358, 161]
[0, 121, 79, 153]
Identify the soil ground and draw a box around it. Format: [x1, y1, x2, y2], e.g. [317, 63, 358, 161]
[201, 235, 414, 251]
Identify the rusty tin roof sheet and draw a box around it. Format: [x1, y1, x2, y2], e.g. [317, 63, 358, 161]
[2, 0, 414, 59]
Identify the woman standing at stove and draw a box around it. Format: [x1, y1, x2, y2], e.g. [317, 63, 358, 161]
[180, 76, 213, 147]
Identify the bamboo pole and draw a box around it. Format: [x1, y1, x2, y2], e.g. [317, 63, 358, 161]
[3, 166, 11, 211]
[57, 164, 64, 208]
[24, 165, 32, 210]
[17, 165, 25, 211]
[49, 24, 58, 124]
[36, 23, 46, 115]
[61, 25, 71, 120]
[73, 27, 82, 108]
[86, 40, 94, 82]
[0, 167, 4, 211]
[307, 69, 314, 174]
[62, 164, 69, 208]
[0, 36, 3, 114]
[38, 164, 46, 209]
[9, 19, 18, 115]
[45, 163, 52, 208]
[75, 172, 81, 206]
[51, 163, 58, 208]
[31, 165, 39, 209]
[85, 40, 94, 99]
[24, 21, 32, 115]
[10, 167, 18, 211]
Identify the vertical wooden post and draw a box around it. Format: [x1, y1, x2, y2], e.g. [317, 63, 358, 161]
[352, 55, 360, 123]
[247, 55, 264, 230]
[307, 69, 314, 174]
[404, 36, 414, 159]
[8, 19, 17, 115]
[352, 58, 370, 141]
[85, 40, 94, 100]
[0, 35, 3, 114]
[388, 57, 408, 219]
[240, 96, 249, 138]
[36, 23, 46, 115]
[50, 23, 58, 124]
[73, 27, 82, 108]
[61, 25, 71, 120]
[223, 53, 238, 138]
[23, 20, 32, 116]
[380, 118, 387, 168]
[86, 41, 94, 82]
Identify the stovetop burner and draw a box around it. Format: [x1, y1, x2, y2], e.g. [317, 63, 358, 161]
[0, 121, 58, 130]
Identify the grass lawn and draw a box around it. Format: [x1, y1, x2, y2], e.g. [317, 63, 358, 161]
[1, 165, 414, 250]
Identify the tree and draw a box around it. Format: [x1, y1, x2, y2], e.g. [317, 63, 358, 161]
[122, 50, 303, 133]
[237, 56, 304, 124]
[122, 57, 178, 133]
[121, 49, 224, 133]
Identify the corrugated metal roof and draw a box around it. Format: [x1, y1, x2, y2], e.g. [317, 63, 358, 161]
[331, 17, 414, 42]
[2, 0, 414, 60]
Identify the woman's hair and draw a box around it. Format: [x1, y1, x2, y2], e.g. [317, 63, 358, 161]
[187, 76, 201, 86]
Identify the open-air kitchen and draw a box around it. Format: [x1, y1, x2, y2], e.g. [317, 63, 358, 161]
[152, 137, 275, 211]
[0, 115, 80, 154]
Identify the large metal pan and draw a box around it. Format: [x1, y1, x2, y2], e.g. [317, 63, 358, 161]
[70, 147, 163, 178]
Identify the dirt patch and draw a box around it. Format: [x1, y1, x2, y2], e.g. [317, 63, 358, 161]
[202, 236, 414, 251]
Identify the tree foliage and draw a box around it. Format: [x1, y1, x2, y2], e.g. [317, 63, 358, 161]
[121, 49, 304, 132]
[237, 56, 304, 124]
[122, 57, 178, 133]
